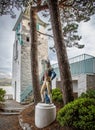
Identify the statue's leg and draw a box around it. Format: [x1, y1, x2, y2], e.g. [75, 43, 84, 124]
[46, 81, 52, 103]
[44, 88, 50, 103]
[40, 81, 46, 103]
[50, 81, 52, 93]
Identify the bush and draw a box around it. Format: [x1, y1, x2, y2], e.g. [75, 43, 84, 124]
[52, 88, 63, 103]
[0, 88, 6, 102]
[57, 98, 95, 130]
[80, 89, 95, 99]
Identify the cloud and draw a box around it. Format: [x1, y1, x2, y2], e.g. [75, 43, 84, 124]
[0, 12, 20, 76]
[67, 15, 95, 58]
[49, 15, 95, 62]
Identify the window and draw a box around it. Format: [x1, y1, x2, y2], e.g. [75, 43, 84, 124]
[26, 37, 29, 42]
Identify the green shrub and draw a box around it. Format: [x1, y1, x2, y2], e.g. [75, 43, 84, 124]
[52, 88, 63, 103]
[57, 98, 95, 130]
[0, 88, 6, 102]
[80, 89, 95, 99]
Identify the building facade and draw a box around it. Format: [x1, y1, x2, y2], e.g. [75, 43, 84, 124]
[52, 54, 95, 97]
[12, 11, 48, 102]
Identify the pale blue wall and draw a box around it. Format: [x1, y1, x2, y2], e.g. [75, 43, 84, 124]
[52, 54, 95, 78]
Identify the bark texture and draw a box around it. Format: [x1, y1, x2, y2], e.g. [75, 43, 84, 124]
[30, 7, 41, 104]
[47, 0, 74, 104]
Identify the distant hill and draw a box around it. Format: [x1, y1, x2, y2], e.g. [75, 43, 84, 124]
[0, 71, 11, 78]
[0, 78, 12, 86]
[0, 72, 12, 86]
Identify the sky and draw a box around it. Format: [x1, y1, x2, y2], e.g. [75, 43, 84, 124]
[0, 12, 95, 78]
[49, 15, 95, 64]
[67, 15, 95, 58]
[0, 11, 20, 78]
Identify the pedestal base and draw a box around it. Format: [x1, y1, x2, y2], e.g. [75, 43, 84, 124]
[35, 103, 56, 128]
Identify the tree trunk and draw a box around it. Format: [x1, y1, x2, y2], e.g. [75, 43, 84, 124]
[47, 0, 74, 104]
[30, 7, 41, 104]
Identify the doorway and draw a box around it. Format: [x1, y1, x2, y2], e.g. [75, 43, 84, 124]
[14, 81, 16, 100]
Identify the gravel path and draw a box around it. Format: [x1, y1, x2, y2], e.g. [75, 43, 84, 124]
[0, 115, 22, 130]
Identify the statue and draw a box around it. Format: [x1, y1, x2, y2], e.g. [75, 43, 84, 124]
[40, 60, 56, 104]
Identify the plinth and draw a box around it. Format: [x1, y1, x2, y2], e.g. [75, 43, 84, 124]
[35, 103, 56, 128]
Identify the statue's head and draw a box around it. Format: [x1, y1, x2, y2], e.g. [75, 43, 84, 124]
[44, 59, 51, 69]
[41, 59, 51, 71]
[46, 61, 50, 68]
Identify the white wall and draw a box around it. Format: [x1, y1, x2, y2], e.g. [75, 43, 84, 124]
[0, 86, 13, 99]
[73, 80, 78, 93]
[12, 37, 21, 102]
[52, 77, 57, 89]
[78, 74, 87, 96]
[0, 86, 13, 95]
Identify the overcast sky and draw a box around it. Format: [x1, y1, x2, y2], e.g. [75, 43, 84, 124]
[0, 12, 95, 77]
[49, 15, 95, 63]
[67, 15, 95, 58]
[0, 12, 20, 77]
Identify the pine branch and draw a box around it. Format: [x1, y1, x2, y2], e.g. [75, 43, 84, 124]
[37, 30, 53, 38]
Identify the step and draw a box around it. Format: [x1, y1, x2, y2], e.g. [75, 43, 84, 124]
[20, 102, 30, 105]
[0, 112, 20, 115]
[21, 100, 34, 105]
[3, 107, 24, 112]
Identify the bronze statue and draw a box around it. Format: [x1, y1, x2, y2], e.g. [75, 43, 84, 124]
[40, 60, 56, 103]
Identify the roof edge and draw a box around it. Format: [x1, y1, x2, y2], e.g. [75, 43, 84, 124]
[12, 11, 23, 31]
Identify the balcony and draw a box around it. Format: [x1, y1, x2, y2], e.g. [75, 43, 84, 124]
[52, 54, 95, 77]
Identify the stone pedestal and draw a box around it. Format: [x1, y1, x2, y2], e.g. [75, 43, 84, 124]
[35, 103, 56, 128]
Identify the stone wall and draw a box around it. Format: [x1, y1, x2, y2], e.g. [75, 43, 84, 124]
[20, 18, 48, 91]
[38, 33, 48, 75]
[21, 39, 32, 91]
[12, 38, 21, 102]
[55, 74, 87, 97]
[87, 74, 95, 90]
[12, 15, 48, 102]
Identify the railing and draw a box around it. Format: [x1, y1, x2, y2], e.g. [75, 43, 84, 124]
[20, 72, 44, 102]
[70, 57, 95, 75]
[69, 54, 94, 64]
[20, 85, 32, 102]
[52, 56, 95, 77]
